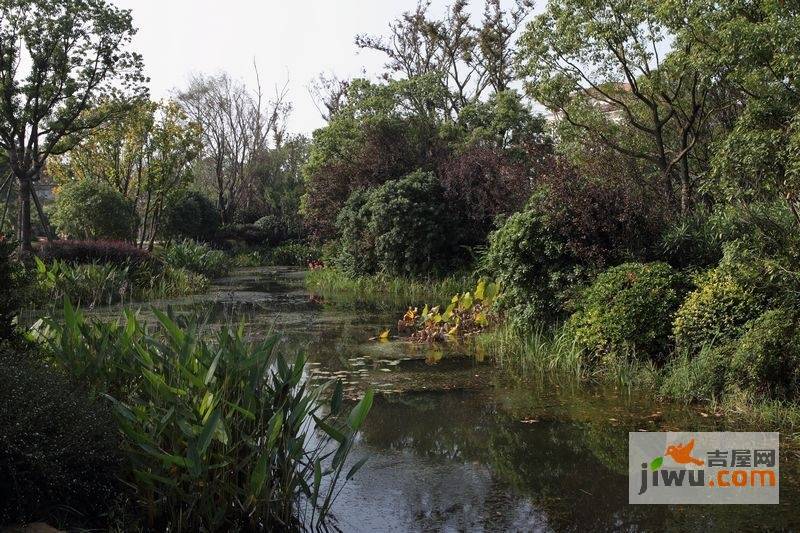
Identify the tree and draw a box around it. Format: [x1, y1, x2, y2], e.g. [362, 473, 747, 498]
[48, 100, 202, 249]
[176, 71, 291, 223]
[517, 0, 719, 213]
[0, 0, 146, 251]
[356, 0, 532, 118]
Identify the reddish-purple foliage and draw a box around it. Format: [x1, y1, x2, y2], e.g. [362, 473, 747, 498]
[438, 145, 532, 245]
[303, 120, 445, 241]
[36, 240, 151, 268]
[535, 150, 670, 266]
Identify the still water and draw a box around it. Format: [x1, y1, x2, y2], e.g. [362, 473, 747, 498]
[95, 267, 800, 532]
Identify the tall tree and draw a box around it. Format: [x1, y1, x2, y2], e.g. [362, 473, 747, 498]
[517, 0, 718, 213]
[355, 0, 532, 118]
[0, 0, 146, 251]
[48, 100, 202, 249]
[176, 72, 291, 223]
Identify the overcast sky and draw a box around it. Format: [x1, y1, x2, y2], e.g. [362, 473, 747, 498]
[114, 0, 503, 136]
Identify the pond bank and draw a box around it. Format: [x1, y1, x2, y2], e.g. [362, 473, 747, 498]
[103, 266, 799, 531]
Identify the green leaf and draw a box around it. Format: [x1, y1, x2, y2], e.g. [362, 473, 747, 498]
[313, 414, 347, 443]
[250, 453, 269, 497]
[331, 379, 343, 415]
[266, 409, 284, 449]
[347, 389, 374, 431]
[196, 407, 221, 456]
[650, 456, 663, 471]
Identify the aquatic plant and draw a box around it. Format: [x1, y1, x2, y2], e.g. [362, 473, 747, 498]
[35, 301, 373, 531]
[396, 278, 501, 342]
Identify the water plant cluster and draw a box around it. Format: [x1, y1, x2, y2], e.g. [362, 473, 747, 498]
[28, 301, 373, 530]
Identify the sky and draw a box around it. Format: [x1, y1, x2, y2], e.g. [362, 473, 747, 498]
[114, 0, 501, 136]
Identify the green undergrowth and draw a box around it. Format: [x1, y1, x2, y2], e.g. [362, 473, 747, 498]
[305, 267, 472, 309]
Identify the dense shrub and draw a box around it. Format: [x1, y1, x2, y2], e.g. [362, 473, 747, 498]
[728, 308, 800, 399]
[50, 180, 138, 241]
[336, 171, 454, 276]
[0, 237, 26, 340]
[160, 240, 231, 279]
[231, 203, 264, 224]
[264, 242, 321, 266]
[160, 190, 220, 242]
[481, 190, 583, 325]
[438, 146, 531, 246]
[214, 223, 271, 248]
[254, 214, 288, 244]
[568, 262, 687, 360]
[672, 268, 766, 353]
[660, 208, 737, 269]
[0, 344, 123, 526]
[37, 239, 151, 269]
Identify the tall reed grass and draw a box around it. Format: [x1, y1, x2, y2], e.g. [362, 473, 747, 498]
[305, 267, 472, 308]
[33, 301, 373, 531]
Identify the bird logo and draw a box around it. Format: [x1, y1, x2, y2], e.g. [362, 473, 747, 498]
[647, 437, 705, 471]
[665, 438, 705, 466]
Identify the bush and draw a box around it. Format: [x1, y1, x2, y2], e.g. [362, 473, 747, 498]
[438, 145, 531, 246]
[568, 262, 687, 360]
[39, 304, 373, 530]
[336, 171, 455, 276]
[160, 240, 231, 279]
[50, 180, 138, 241]
[0, 237, 26, 340]
[214, 223, 271, 248]
[728, 308, 800, 399]
[0, 343, 123, 526]
[254, 214, 288, 245]
[160, 190, 220, 242]
[672, 268, 766, 353]
[481, 190, 583, 325]
[32, 258, 133, 308]
[37, 239, 151, 269]
[264, 242, 320, 266]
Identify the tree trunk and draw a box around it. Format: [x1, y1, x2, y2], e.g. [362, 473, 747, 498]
[18, 177, 32, 252]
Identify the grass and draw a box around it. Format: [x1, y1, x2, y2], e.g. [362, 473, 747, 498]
[27, 257, 208, 311]
[476, 323, 585, 381]
[480, 321, 800, 434]
[305, 267, 473, 309]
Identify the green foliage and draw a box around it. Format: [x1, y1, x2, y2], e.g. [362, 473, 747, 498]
[0, 343, 122, 527]
[37, 302, 373, 530]
[336, 171, 454, 276]
[568, 262, 687, 361]
[0, 237, 26, 339]
[160, 190, 220, 242]
[51, 179, 138, 241]
[33, 257, 132, 308]
[30, 257, 208, 309]
[481, 190, 582, 326]
[160, 240, 231, 279]
[263, 242, 320, 266]
[659, 344, 731, 404]
[728, 308, 800, 400]
[672, 268, 766, 354]
[398, 278, 501, 342]
[305, 267, 471, 310]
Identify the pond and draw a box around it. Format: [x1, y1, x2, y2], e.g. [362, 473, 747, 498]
[90, 267, 800, 532]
